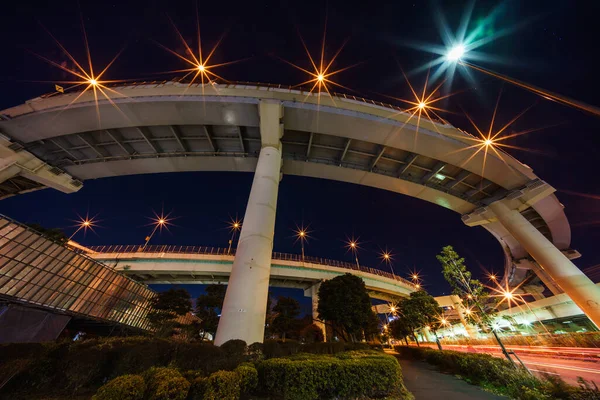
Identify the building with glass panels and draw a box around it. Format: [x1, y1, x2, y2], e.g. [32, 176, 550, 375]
[0, 215, 155, 341]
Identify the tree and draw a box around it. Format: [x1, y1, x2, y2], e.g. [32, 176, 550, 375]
[401, 290, 444, 350]
[196, 284, 227, 340]
[272, 296, 301, 341]
[26, 223, 68, 244]
[299, 323, 325, 343]
[317, 273, 373, 342]
[437, 245, 515, 365]
[147, 288, 192, 336]
[364, 310, 381, 342]
[389, 315, 412, 346]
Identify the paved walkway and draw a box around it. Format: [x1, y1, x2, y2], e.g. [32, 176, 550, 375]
[397, 358, 507, 400]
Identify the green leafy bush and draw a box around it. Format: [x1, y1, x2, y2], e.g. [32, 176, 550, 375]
[92, 374, 145, 400]
[256, 352, 408, 400]
[171, 343, 225, 373]
[220, 339, 247, 356]
[235, 362, 258, 393]
[394, 346, 600, 400]
[187, 376, 208, 400]
[204, 370, 241, 400]
[142, 367, 190, 400]
[247, 342, 264, 361]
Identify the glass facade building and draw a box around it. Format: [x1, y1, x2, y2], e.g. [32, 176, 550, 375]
[0, 215, 155, 331]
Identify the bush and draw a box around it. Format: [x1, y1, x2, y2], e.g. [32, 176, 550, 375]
[235, 362, 258, 393]
[220, 339, 247, 356]
[187, 377, 208, 400]
[142, 367, 190, 400]
[171, 343, 225, 374]
[247, 342, 264, 361]
[92, 374, 145, 400]
[204, 370, 241, 400]
[256, 352, 409, 400]
[393, 346, 600, 400]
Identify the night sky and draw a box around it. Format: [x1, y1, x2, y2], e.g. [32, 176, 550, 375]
[1, 0, 599, 314]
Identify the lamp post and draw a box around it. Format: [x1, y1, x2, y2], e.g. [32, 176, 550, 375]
[142, 212, 171, 251]
[346, 238, 361, 269]
[227, 218, 242, 255]
[380, 249, 397, 279]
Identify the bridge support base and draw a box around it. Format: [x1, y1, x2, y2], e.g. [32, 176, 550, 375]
[304, 282, 326, 341]
[215, 101, 283, 346]
[489, 200, 600, 329]
[450, 295, 478, 338]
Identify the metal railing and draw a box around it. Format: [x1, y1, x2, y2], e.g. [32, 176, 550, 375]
[87, 244, 416, 288]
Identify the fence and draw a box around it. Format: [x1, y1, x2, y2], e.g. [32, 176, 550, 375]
[87, 244, 416, 288]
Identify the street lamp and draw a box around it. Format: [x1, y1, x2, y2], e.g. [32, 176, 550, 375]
[69, 213, 99, 240]
[294, 224, 311, 262]
[142, 211, 172, 250]
[227, 218, 242, 255]
[380, 249, 397, 279]
[346, 237, 361, 269]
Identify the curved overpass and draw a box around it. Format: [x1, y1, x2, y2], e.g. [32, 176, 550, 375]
[0, 82, 574, 282]
[1, 81, 598, 342]
[85, 245, 416, 301]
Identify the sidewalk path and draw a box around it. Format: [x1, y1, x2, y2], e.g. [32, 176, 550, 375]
[396, 356, 507, 399]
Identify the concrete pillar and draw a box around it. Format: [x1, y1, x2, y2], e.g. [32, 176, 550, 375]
[422, 326, 435, 342]
[304, 282, 326, 341]
[529, 261, 564, 296]
[450, 295, 478, 338]
[214, 101, 283, 346]
[523, 284, 546, 301]
[489, 200, 600, 329]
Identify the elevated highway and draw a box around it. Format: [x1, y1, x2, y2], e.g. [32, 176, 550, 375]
[86, 244, 416, 302]
[1, 81, 598, 343]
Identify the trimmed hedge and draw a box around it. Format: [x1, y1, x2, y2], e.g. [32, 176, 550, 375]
[394, 345, 599, 400]
[204, 370, 241, 400]
[256, 351, 411, 400]
[234, 363, 258, 394]
[142, 367, 190, 400]
[92, 374, 145, 400]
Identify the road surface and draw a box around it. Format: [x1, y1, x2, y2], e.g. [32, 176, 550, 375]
[421, 344, 600, 386]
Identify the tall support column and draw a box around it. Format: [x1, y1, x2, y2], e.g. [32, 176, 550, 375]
[304, 282, 326, 341]
[215, 101, 283, 346]
[450, 295, 477, 338]
[489, 200, 600, 329]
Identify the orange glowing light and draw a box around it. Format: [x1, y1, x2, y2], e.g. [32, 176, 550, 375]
[155, 8, 243, 89]
[30, 20, 129, 125]
[279, 17, 358, 104]
[69, 212, 100, 239]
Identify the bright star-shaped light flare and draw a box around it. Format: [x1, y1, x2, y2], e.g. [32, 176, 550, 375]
[444, 90, 551, 183]
[293, 223, 312, 245]
[228, 217, 242, 233]
[279, 18, 358, 104]
[155, 8, 243, 88]
[31, 20, 129, 125]
[446, 44, 465, 61]
[69, 212, 100, 239]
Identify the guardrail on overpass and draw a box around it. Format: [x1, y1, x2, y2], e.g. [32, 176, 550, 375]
[87, 244, 417, 289]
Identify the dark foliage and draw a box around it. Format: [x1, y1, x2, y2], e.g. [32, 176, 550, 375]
[317, 273, 376, 342]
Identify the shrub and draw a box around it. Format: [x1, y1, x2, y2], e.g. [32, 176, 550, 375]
[256, 352, 408, 400]
[235, 362, 258, 393]
[187, 376, 208, 400]
[204, 370, 241, 400]
[171, 343, 225, 374]
[220, 339, 247, 357]
[393, 345, 598, 400]
[142, 367, 190, 400]
[92, 374, 145, 400]
[248, 342, 264, 361]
